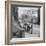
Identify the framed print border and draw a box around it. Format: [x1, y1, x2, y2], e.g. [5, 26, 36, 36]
[5, 1, 45, 45]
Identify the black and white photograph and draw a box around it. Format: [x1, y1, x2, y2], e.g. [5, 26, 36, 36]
[5, 1, 45, 44]
[11, 5, 40, 38]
